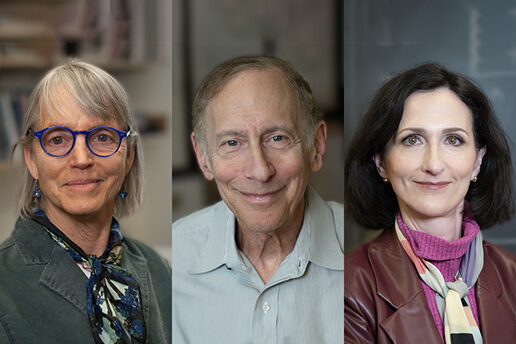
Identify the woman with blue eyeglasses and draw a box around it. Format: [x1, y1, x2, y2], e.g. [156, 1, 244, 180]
[0, 60, 171, 343]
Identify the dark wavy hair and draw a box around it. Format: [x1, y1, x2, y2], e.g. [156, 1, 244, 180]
[344, 62, 514, 230]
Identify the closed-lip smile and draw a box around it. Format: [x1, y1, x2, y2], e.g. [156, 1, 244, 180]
[238, 187, 284, 202]
[414, 181, 451, 190]
[64, 179, 101, 191]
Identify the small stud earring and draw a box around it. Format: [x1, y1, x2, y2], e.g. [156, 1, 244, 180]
[472, 176, 478, 183]
[383, 177, 389, 183]
[32, 180, 41, 199]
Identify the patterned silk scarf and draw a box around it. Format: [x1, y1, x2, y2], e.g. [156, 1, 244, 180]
[394, 216, 484, 344]
[32, 211, 146, 343]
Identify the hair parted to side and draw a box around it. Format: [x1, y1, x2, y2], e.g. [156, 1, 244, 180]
[192, 55, 323, 153]
[344, 62, 514, 230]
[14, 59, 144, 218]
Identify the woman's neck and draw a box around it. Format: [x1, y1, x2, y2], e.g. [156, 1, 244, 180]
[399, 205, 464, 242]
[43, 205, 113, 257]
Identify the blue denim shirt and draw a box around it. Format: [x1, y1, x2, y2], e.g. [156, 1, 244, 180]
[172, 186, 344, 343]
[0, 216, 171, 343]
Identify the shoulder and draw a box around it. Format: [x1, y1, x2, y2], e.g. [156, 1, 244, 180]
[172, 201, 230, 270]
[173, 201, 227, 236]
[123, 236, 171, 275]
[482, 240, 516, 274]
[345, 230, 401, 297]
[172, 201, 229, 252]
[305, 187, 344, 247]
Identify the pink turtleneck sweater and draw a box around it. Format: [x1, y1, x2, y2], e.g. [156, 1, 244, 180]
[397, 214, 480, 342]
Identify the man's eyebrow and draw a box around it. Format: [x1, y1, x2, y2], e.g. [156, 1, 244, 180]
[215, 130, 246, 141]
[215, 126, 297, 140]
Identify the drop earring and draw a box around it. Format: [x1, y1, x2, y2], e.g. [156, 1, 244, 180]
[119, 186, 128, 199]
[32, 180, 41, 199]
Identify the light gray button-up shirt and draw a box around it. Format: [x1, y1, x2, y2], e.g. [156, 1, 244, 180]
[172, 186, 343, 344]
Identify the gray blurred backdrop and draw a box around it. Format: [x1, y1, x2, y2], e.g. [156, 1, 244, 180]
[345, 0, 516, 253]
[172, 0, 344, 223]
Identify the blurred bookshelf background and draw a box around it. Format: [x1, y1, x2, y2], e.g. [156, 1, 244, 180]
[0, 0, 171, 262]
[172, 0, 344, 223]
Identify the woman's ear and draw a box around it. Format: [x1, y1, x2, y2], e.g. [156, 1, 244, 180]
[124, 141, 136, 177]
[23, 145, 39, 180]
[472, 146, 487, 179]
[373, 154, 387, 179]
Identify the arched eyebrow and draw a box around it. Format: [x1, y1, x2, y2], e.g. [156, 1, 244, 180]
[397, 127, 469, 136]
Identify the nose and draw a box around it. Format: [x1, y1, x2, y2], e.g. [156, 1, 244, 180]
[244, 143, 275, 182]
[422, 144, 444, 175]
[70, 135, 94, 168]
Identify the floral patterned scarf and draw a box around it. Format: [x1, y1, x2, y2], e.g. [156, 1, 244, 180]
[32, 210, 146, 343]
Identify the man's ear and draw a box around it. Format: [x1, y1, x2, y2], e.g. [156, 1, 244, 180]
[373, 154, 387, 179]
[191, 132, 214, 180]
[309, 120, 327, 172]
[23, 145, 39, 180]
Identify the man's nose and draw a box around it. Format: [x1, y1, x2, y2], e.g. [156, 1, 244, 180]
[244, 143, 275, 182]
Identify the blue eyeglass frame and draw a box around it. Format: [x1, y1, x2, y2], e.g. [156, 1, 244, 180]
[33, 126, 131, 157]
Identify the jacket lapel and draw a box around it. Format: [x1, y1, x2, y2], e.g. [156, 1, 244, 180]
[39, 244, 88, 313]
[122, 245, 150, 328]
[476, 246, 515, 342]
[369, 230, 442, 342]
[13, 217, 88, 313]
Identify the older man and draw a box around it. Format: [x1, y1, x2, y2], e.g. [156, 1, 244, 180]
[172, 56, 343, 343]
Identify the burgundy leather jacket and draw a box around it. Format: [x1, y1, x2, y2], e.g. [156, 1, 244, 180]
[345, 229, 516, 343]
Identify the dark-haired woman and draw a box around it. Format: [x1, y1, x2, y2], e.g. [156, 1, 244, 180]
[344, 63, 516, 343]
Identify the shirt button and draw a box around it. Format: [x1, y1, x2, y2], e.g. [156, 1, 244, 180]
[263, 301, 270, 313]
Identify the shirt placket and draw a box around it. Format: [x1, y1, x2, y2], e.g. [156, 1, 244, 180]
[253, 286, 279, 344]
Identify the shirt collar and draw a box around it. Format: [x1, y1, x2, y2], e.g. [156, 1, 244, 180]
[188, 186, 343, 274]
[188, 201, 233, 274]
[304, 185, 343, 270]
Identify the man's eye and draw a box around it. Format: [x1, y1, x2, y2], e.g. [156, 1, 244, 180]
[271, 135, 284, 142]
[225, 140, 238, 147]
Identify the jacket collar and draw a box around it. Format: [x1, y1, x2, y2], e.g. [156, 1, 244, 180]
[11, 216, 150, 324]
[475, 243, 515, 341]
[369, 229, 514, 342]
[188, 186, 343, 274]
[12, 217, 89, 313]
[368, 229, 443, 342]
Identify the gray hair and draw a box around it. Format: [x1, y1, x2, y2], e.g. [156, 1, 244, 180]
[14, 59, 144, 218]
[192, 55, 323, 153]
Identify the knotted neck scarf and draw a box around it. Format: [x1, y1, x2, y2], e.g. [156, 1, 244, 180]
[394, 214, 484, 344]
[32, 210, 146, 343]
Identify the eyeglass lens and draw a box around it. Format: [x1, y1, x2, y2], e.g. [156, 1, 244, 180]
[41, 127, 122, 156]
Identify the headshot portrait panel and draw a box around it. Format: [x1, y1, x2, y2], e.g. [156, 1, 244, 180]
[345, 1, 516, 343]
[172, 1, 343, 343]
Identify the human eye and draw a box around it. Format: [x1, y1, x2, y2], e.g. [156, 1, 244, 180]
[91, 128, 117, 144]
[401, 134, 421, 146]
[266, 134, 291, 148]
[44, 129, 72, 146]
[225, 140, 239, 147]
[445, 135, 464, 146]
